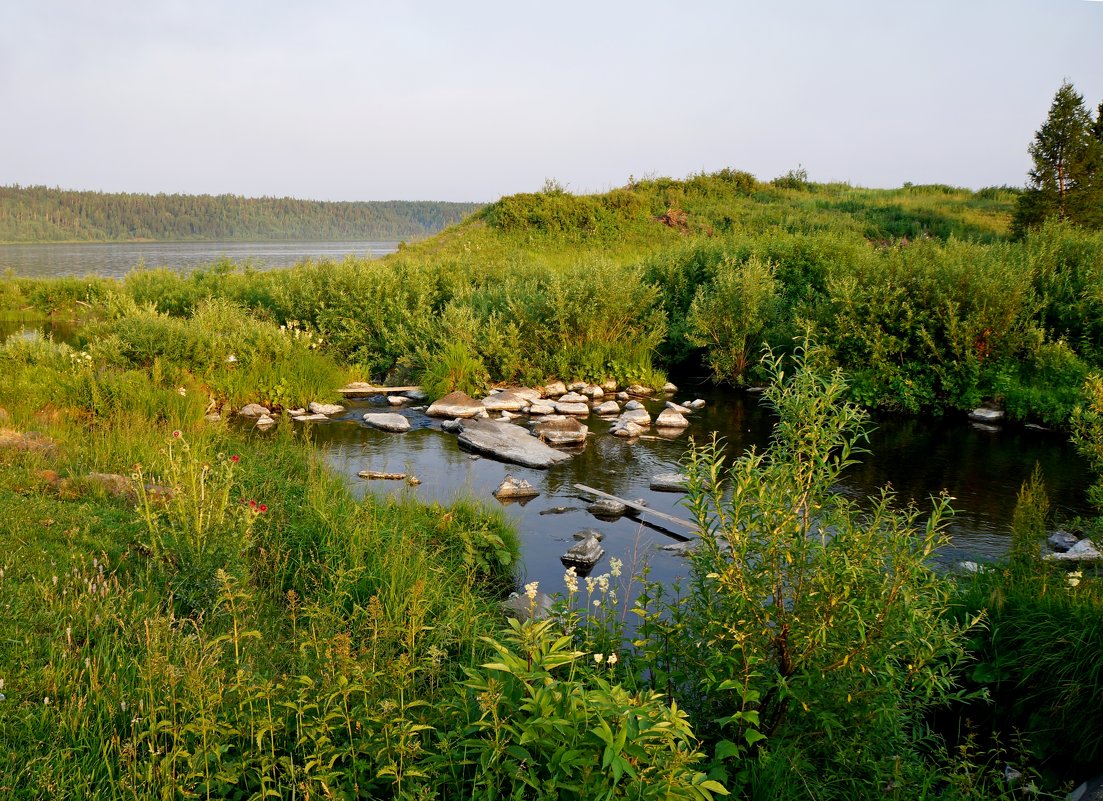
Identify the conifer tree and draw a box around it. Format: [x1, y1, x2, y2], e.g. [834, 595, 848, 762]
[1013, 81, 1101, 234]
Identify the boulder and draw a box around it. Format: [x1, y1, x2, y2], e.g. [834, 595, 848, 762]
[665, 401, 692, 414]
[527, 402, 556, 416]
[588, 498, 626, 518]
[494, 475, 540, 499]
[1048, 530, 1080, 553]
[287, 408, 307, 417]
[557, 392, 589, 404]
[553, 401, 591, 417]
[543, 381, 567, 397]
[309, 402, 345, 416]
[533, 416, 588, 446]
[969, 407, 1004, 423]
[362, 413, 411, 433]
[404, 388, 429, 401]
[626, 384, 655, 396]
[568, 381, 587, 392]
[582, 384, 604, 399]
[87, 472, 135, 500]
[610, 419, 646, 438]
[457, 419, 573, 469]
[616, 391, 630, 401]
[502, 590, 554, 621]
[358, 470, 408, 480]
[427, 391, 486, 418]
[572, 528, 605, 541]
[294, 413, 330, 422]
[499, 411, 519, 421]
[601, 379, 618, 392]
[387, 395, 409, 406]
[562, 534, 605, 574]
[662, 382, 679, 393]
[687, 399, 707, 410]
[650, 472, 689, 492]
[513, 387, 543, 402]
[0, 428, 58, 456]
[255, 414, 277, 430]
[238, 403, 270, 418]
[619, 407, 651, 426]
[624, 400, 644, 411]
[482, 390, 532, 412]
[440, 419, 465, 433]
[1045, 538, 1103, 563]
[338, 381, 376, 398]
[594, 401, 621, 416]
[655, 409, 690, 428]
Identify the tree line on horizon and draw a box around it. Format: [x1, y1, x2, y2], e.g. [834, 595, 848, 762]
[0, 186, 484, 243]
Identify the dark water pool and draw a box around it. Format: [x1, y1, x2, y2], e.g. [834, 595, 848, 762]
[304, 382, 1095, 598]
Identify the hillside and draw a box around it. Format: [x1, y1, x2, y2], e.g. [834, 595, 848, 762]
[0, 185, 484, 243]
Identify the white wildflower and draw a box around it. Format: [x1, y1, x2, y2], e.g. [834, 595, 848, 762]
[1068, 571, 1083, 588]
[608, 652, 618, 666]
[563, 567, 578, 594]
[610, 557, 623, 578]
[524, 581, 539, 601]
[594, 653, 604, 664]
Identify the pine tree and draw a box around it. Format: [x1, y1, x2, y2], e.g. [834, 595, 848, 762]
[1013, 81, 1099, 234]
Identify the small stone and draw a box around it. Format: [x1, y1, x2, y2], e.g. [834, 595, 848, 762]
[594, 401, 620, 416]
[562, 534, 605, 574]
[387, 396, 409, 406]
[582, 384, 604, 399]
[527, 402, 556, 415]
[358, 470, 408, 480]
[553, 401, 591, 416]
[404, 389, 428, 401]
[688, 399, 707, 410]
[204, 413, 222, 423]
[482, 390, 532, 412]
[572, 528, 605, 541]
[543, 381, 567, 398]
[1048, 530, 1079, 553]
[533, 415, 588, 446]
[557, 392, 589, 404]
[616, 391, 630, 401]
[361, 413, 411, 433]
[1045, 538, 1103, 562]
[588, 499, 626, 518]
[309, 402, 345, 416]
[650, 472, 689, 492]
[665, 401, 691, 414]
[624, 400, 644, 411]
[427, 391, 486, 419]
[619, 408, 651, 426]
[626, 384, 655, 396]
[660, 541, 696, 556]
[655, 409, 690, 428]
[502, 591, 554, 621]
[441, 419, 465, 433]
[287, 408, 307, 417]
[610, 419, 645, 438]
[294, 413, 330, 422]
[969, 407, 1004, 423]
[662, 382, 679, 393]
[238, 403, 270, 418]
[601, 379, 618, 392]
[494, 475, 540, 499]
[568, 381, 587, 392]
[255, 414, 277, 429]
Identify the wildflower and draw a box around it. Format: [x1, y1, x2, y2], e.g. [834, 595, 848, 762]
[1068, 571, 1083, 588]
[594, 653, 604, 665]
[564, 567, 579, 594]
[172, 430, 182, 439]
[610, 557, 623, 578]
[177, 387, 187, 396]
[524, 581, 539, 601]
[593, 599, 601, 608]
[44, 696, 50, 706]
[248, 500, 257, 509]
[608, 652, 618, 666]
[585, 576, 597, 594]
[230, 455, 240, 463]
[258, 504, 268, 513]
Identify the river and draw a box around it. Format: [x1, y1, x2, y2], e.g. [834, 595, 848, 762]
[305, 382, 1095, 598]
[0, 240, 399, 279]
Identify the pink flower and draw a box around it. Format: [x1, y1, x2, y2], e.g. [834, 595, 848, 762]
[172, 430, 182, 439]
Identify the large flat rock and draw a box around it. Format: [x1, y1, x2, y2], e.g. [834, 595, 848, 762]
[457, 419, 572, 469]
[427, 391, 486, 418]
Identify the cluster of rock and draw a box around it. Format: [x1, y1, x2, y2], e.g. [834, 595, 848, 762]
[1045, 529, 1103, 563]
[423, 383, 707, 465]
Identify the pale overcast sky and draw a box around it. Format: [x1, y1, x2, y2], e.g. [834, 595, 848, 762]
[2, 1, 1101, 202]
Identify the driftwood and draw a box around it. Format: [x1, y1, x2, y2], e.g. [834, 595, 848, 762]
[574, 484, 697, 532]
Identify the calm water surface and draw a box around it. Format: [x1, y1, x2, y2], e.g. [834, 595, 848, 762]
[0, 240, 398, 279]
[299, 382, 1095, 596]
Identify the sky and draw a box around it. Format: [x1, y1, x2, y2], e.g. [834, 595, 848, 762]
[1, 0, 1102, 202]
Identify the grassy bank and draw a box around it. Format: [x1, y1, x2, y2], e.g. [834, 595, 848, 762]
[5, 173, 1102, 425]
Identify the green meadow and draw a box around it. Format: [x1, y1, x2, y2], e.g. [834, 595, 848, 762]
[2, 171, 1103, 799]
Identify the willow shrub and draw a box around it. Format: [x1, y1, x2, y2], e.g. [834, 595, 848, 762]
[633, 345, 974, 799]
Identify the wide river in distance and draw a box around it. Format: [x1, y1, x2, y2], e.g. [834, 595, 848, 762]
[0, 240, 398, 279]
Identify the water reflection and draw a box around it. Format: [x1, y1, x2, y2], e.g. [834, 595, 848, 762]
[305, 385, 1095, 595]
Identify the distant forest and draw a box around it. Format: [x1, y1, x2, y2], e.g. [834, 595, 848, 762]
[0, 185, 484, 243]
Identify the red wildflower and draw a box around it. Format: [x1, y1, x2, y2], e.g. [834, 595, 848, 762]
[172, 430, 182, 439]
[258, 504, 268, 513]
[248, 499, 257, 509]
[230, 455, 240, 463]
